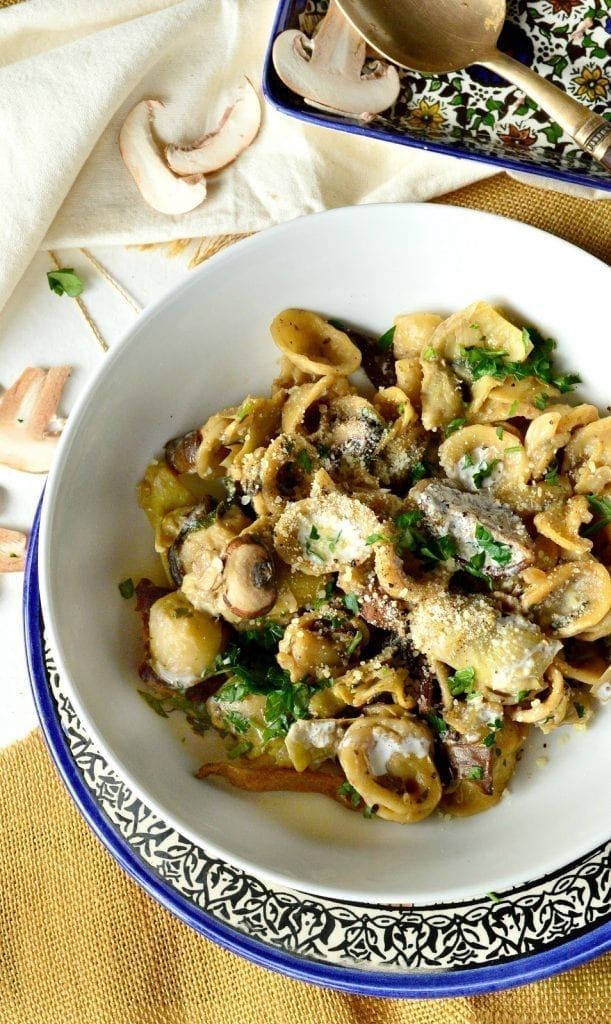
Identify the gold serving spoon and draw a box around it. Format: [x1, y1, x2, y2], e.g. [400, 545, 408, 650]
[335, 0, 611, 170]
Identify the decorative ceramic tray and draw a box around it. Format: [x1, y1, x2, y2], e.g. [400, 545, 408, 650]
[24, 503, 611, 998]
[263, 0, 611, 192]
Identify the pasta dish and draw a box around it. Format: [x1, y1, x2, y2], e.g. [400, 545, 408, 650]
[127, 302, 611, 824]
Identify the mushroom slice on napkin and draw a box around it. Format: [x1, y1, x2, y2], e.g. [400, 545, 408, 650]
[0, 366, 70, 473]
[166, 77, 261, 176]
[272, 0, 400, 117]
[119, 100, 207, 214]
[0, 529, 26, 572]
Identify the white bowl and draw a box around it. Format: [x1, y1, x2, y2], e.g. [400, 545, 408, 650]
[40, 204, 611, 904]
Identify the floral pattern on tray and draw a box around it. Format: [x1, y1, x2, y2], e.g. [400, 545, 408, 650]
[276, 0, 611, 188]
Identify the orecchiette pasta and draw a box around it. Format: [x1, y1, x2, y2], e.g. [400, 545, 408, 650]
[130, 301, 610, 827]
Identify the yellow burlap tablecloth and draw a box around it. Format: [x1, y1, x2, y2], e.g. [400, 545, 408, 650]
[1, 175, 611, 1023]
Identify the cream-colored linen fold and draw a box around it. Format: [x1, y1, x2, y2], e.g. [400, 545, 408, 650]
[0, 0, 498, 315]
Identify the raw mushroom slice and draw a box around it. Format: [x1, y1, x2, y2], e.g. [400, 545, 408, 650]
[337, 716, 442, 824]
[0, 528, 26, 572]
[166, 77, 261, 176]
[273, 492, 382, 575]
[0, 366, 70, 473]
[272, 0, 400, 117]
[270, 309, 361, 378]
[119, 100, 207, 215]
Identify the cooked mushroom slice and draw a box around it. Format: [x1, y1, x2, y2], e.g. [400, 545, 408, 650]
[119, 100, 207, 214]
[166, 77, 261, 176]
[412, 479, 534, 577]
[272, 0, 400, 116]
[338, 716, 442, 824]
[270, 309, 361, 378]
[409, 591, 561, 697]
[197, 759, 349, 806]
[167, 501, 217, 586]
[285, 719, 347, 771]
[274, 492, 382, 575]
[165, 429, 202, 474]
[444, 740, 494, 795]
[148, 592, 222, 689]
[522, 558, 611, 638]
[180, 506, 251, 615]
[441, 718, 526, 818]
[222, 534, 277, 619]
[0, 366, 70, 473]
[0, 528, 26, 572]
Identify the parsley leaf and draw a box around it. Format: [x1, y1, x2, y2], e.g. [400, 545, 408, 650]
[235, 400, 252, 422]
[425, 711, 448, 736]
[472, 458, 500, 488]
[365, 532, 388, 546]
[337, 781, 363, 808]
[346, 630, 363, 657]
[422, 346, 437, 361]
[468, 766, 484, 780]
[483, 717, 503, 748]
[224, 710, 251, 735]
[227, 739, 253, 759]
[474, 523, 512, 566]
[460, 328, 580, 394]
[584, 494, 611, 536]
[463, 551, 492, 588]
[409, 461, 429, 484]
[516, 689, 530, 703]
[138, 689, 211, 735]
[445, 417, 466, 438]
[47, 268, 84, 297]
[263, 681, 311, 743]
[377, 326, 395, 352]
[543, 465, 560, 485]
[118, 577, 135, 599]
[343, 592, 360, 616]
[448, 666, 477, 697]
[534, 392, 550, 411]
[296, 448, 313, 473]
[496, 426, 504, 439]
[394, 511, 456, 565]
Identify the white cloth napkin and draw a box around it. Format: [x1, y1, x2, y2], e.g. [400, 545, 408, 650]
[0, 0, 601, 318]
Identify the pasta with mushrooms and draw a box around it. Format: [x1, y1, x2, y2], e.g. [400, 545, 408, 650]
[126, 301, 611, 825]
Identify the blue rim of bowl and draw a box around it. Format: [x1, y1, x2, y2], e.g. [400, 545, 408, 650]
[23, 497, 611, 998]
[261, 0, 611, 194]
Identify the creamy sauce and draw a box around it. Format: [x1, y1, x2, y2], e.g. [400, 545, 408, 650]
[490, 618, 562, 693]
[298, 514, 366, 565]
[287, 719, 344, 751]
[367, 726, 429, 776]
[451, 445, 504, 493]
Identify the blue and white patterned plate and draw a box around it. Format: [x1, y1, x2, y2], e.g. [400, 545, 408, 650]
[263, 0, 611, 192]
[23, 501, 611, 998]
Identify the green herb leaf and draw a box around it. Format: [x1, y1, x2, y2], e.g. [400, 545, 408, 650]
[584, 494, 611, 536]
[309, 525, 320, 540]
[337, 781, 363, 808]
[449, 665, 477, 697]
[464, 551, 492, 588]
[504, 445, 522, 454]
[235, 400, 252, 422]
[496, 426, 504, 439]
[422, 346, 437, 361]
[47, 268, 84, 297]
[425, 711, 448, 736]
[377, 326, 396, 352]
[534, 392, 550, 411]
[297, 448, 313, 473]
[460, 328, 580, 395]
[483, 718, 503, 748]
[365, 532, 388, 546]
[445, 417, 466, 437]
[474, 523, 512, 566]
[472, 458, 500, 489]
[224, 710, 251, 735]
[543, 467, 560, 485]
[118, 578, 135, 599]
[462, 452, 475, 468]
[346, 629, 363, 657]
[227, 739, 253, 759]
[516, 689, 530, 703]
[507, 399, 519, 417]
[467, 766, 484, 780]
[343, 593, 360, 616]
[409, 461, 429, 484]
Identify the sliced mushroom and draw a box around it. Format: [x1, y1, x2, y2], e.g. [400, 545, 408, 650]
[222, 534, 277, 619]
[272, 0, 400, 117]
[0, 366, 70, 473]
[0, 528, 26, 572]
[167, 500, 216, 586]
[119, 99, 207, 214]
[166, 77, 261, 176]
[165, 429, 202, 474]
[412, 479, 534, 577]
[443, 740, 494, 795]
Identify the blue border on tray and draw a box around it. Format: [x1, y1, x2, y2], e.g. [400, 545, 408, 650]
[262, 0, 611, 194]
[24, 498, 611, 998]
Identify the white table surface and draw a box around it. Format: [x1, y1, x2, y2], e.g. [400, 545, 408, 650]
[0, 242, 197, 749]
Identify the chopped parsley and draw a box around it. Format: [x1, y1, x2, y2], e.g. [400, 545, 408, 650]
[425, 711, 448, 736]
[224, 710, 251, 735]
[422, 346, 437, 361]
[472, 458, 500, 488]
[309, 525, 320, 540]
[138, 689, 211, 735]
[263, 681, 311, 743]
[394, 510, 456, 565]
[496, 426, 504, 439]
[118, 577, 135, 599]
[409, 461, 430, 484]
[507, 399, 519, 417]
[241, 620, 285, 650]
[483, 718, 503, 748]
[534, 392, 550, 411]
[365, 532, 388, 546]
[543, 465, 560, 485]
[377, 325, 396, 352]
[516, 689, 530, 703]
[444, 417, 466, 437]
[460, 328, 580, 394]
[584, 494, 611, 536]
[227, 739, 253, 759]
[47, 267, 84, 297]
[337, 781, 363, 808]
[463, 551, 492, 588]
[296, 448, 313, 473]
[345, 629, 363, 657]
[462, 452, 475, 468]
[327, 530, 342, 553]
[467, 766, 484, 780]
[235, 400, 252, 422]
[343, 592, 360, 616]
[448, 666, 477, 697]
[474, 523, 512, 566]
[313, 581, 335, 609]
[173, 606, 193, 618]
[504, 445, 522, 454]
